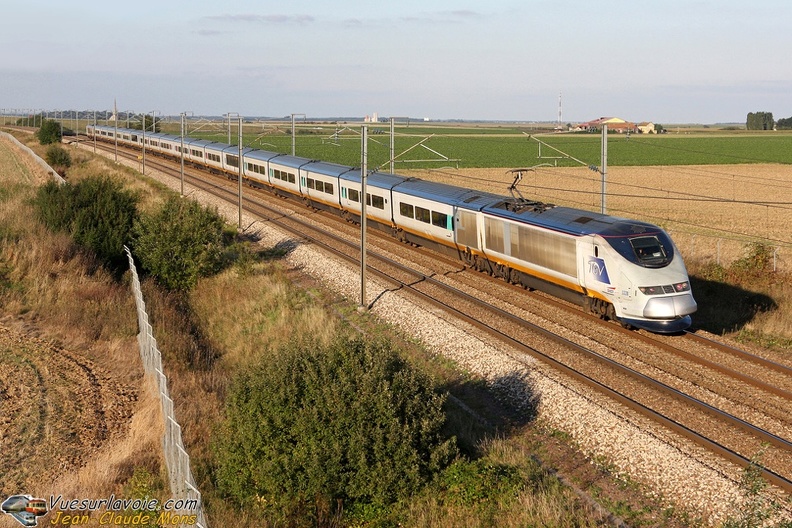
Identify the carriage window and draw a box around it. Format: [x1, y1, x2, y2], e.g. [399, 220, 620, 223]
[431, 211, 448, 229]
[415, 206, 431, 223]
[324, 182, 333, 195]
[348, 189, 360, 202]
[400, 203, 414, 218]
[368, 195, 385, 210]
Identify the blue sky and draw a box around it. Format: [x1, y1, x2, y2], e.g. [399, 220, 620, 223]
[1, 0, 790, 123]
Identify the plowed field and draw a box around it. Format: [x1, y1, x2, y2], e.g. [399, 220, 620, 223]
[0, 320, 137, 497]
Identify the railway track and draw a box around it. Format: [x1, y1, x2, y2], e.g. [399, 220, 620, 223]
[86, 137, 792, 497]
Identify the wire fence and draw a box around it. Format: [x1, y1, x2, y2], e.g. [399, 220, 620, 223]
[124, 245, 208, 528]
[668, 230, 788, 273]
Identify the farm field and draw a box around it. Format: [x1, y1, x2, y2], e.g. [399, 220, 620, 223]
[164, 121, 792, 168]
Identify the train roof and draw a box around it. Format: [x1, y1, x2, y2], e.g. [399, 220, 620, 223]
[340, 170, 410, 188]
[222, 145, 255, 155]
[268, 154, 318, 170]
[483, 202, 665, 238]
[391, 177, 508, 210]
[245, 149, 284, 162]
[187, 138, 220, 148]
[303, 160, 357, 177]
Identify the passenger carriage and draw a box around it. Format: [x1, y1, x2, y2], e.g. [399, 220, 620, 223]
[339, 171, 407, 227]
[243, 149, 283, 188]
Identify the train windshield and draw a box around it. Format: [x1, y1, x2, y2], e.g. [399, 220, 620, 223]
[605, 232, 674, 268]
[629, 236, 668, 266]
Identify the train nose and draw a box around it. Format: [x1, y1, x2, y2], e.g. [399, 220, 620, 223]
[643, 294, 697, 319]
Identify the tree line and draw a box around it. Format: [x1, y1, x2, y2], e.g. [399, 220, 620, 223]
[747, 111, 792, 130]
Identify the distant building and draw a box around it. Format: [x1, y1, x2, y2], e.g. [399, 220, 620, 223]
[637, 122, 656, 134]
[575, 116, 637, 133]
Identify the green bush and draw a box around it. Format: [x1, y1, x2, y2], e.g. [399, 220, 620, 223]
[213, 336, 458, 519]
[32, 176, 138, 269]
[32, 180, 73, 232]
[37, 118, 62, 145]
[721, 450, 790, 528]
[45, 145, 72, 169]
[132, 196, 226, 290]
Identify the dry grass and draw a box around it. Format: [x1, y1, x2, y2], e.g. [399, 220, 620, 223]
[46, 378, 164, 499]
[191, 263, 339, 369]
[0, 134, 161, 508]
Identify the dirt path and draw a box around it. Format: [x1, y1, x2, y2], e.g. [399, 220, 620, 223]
[0, 319, 138, 497]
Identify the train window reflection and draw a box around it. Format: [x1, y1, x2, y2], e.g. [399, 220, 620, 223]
[630, 236, 666, 263]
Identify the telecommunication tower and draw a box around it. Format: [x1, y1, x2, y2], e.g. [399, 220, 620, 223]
[557, 92, 562, 128]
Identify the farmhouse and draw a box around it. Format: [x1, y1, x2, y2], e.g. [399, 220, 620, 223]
[637, 122, 656, 134]
[575, 117, 637, 133]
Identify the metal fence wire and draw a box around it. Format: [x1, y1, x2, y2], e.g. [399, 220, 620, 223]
[124, 245, 207, 528]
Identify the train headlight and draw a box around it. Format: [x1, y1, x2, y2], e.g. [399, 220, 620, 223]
[639, 285, 663, 295]
[673, 281, 690, 292]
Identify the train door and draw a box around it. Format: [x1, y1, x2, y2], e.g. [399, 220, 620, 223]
[454, 209, 478, 250]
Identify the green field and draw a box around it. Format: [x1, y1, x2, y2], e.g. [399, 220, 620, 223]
[166, 123, 792, 170]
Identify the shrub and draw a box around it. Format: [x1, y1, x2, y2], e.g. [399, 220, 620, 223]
[731, 242, 774, 274]
[213, 336, 458, 519]
[32, 180, 74, 232]
[45, 145, 72, 172]
[132, 196, 226, 290]
[69, 176, 138, 269]
[37, 118, 62, 145]
[32, 176, 138, 269]
[439, 458, 524, 507]
[721, 449, 789, 528]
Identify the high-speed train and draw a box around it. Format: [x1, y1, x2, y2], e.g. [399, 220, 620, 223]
[86, 124, 697, 333]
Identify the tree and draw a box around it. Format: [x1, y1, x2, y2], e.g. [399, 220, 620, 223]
[37, 118, 62, 144]
[746, 112, 775, 130]
[132, 195, 226, 290]
[776, 116, 792, 130]
[213, 336, 458, 517]
[127, 114, 160, 133]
